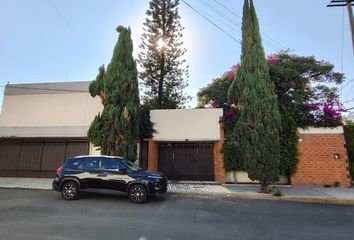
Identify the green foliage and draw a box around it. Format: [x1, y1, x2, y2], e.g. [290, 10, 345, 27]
[344, 125, 354, 164]
[269, 53, 344, 128]
[273, 189, 283, 197]
[333, 181, 341, 187]
[344, 125, 354, 185]
[228, 0, 281, 192]
[279, 105, 299, 176]
[323, 184, 332, 188]
[350, 163, 354, 182]
[222, 142, 244, 172]
[139, 103, 156, 139]
[88, 26, 140, 161]
[139, 0, 189, 109]
[89, 66, 105, 99]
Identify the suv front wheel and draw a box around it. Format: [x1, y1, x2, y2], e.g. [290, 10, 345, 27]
[61, 181, 79, 200]
[128, 184, 147, 204]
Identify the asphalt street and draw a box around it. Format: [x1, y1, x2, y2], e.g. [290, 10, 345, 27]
[0, 189, 354, 240]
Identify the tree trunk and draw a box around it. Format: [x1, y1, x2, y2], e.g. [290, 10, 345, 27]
[260, 181, 268, 193]
[158, 51, 165, 108]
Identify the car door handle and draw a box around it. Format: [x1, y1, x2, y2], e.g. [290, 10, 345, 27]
[97, 172, 108, 177]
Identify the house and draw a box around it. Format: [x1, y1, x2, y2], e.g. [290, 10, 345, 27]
[0, 82, 101, 177]
[144, 108, 225, 182]
[0, 81, 351, 187]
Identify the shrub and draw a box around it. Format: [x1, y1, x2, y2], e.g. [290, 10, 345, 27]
[273, 189, 283, 197]
[333, 181, 341, 187]
[323, 184, 332, 188]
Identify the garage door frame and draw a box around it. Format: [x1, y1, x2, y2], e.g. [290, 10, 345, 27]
[158, 142, 214, 181]
[0, 138, 89, 178]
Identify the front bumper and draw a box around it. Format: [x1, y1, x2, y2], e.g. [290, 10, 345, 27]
[148, 177, 168, 195]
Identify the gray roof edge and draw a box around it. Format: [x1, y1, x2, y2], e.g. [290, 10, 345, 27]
[4, 81, 91, 95]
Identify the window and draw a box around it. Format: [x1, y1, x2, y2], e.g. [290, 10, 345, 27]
[65, 158, 82, 169]
[122, 159, 142, 171]
[80, 157, 101, 170]
[102, 159, 118, 170]
[102, 158, 126, 171]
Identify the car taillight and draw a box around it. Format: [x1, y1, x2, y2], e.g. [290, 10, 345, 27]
[56, 166, 63, 175]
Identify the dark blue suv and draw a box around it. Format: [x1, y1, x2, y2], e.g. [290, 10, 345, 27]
[52, 155, 167, 203]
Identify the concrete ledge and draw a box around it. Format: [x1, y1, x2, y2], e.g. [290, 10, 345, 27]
[298, 126, 343, 134]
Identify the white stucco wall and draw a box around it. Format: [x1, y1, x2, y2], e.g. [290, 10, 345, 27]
[0, 82, 102, 137]
[150, 108, 223, 141]
[0, 93, 102, 127]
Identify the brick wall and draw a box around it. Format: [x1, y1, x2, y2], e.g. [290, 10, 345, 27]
[292, 132, 352, 187]
[147, 138, 158, 172]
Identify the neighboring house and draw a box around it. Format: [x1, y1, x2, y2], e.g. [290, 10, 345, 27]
[146, 110, 352, 187]
[0, 81, 351, 187]
[0, 82, 102, 177]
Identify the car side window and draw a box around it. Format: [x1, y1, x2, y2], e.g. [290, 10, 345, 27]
[80, 157, 101, 170]
[102, 158, 126, 171]
[65, 158, 82, 169]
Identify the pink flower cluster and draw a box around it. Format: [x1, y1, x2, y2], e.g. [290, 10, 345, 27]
[207, 80, 216, 88]
[323, 100, 346, 120]
[312, 98, 346, 121]
[210, 101, 219, 108]
[224, 109, 236, 117]
[267, 55, 279, 65]
[228, 64, 240, 81]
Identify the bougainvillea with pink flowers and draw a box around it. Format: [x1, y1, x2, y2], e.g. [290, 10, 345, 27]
[198, 52, 345, 129]
[197, 52, 345, 175]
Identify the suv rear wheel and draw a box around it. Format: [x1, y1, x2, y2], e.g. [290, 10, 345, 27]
[61, 181, 79, 200]
[129, 184, 147, 204]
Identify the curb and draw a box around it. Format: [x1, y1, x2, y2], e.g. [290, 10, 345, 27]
[0, 186, 52, 191]
[168, 191, 354, 205]
[1, 186, 354, 205]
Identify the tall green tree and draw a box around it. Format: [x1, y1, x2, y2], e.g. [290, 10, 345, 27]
[228, 0, 281, 193]
[88, 26, 140, 161]
[139, 0, 189, 109]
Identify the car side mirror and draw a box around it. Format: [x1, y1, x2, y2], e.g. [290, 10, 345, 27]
[119, 167, 127, 173]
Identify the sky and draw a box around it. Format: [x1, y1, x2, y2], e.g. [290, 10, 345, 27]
[0, 0, 353, 113]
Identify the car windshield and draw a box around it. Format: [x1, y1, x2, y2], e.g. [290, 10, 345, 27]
[122, 160, 142, 171]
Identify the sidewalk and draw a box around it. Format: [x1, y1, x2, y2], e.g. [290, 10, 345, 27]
[1, 177, 354, 204]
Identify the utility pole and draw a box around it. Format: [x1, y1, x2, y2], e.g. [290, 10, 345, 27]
[328, 0, 354, 54]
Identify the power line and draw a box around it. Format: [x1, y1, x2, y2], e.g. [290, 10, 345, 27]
[185, 0, 280, 50]
[212, 0, 287, 51]
[214, 0, 242, 20]
[196, 7, 241, 33]
[47, 0, 73, 31]
[198, 0, 242, 28]
[181, 0, 241, 45]
[201, 0, 282, 51]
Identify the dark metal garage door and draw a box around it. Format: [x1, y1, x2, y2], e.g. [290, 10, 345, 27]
[0, 139, 89, 177]
[158, 142, 214, 181]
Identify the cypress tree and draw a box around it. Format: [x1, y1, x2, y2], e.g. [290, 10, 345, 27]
[228, 0, 281, 193]
[88, 26, 140, 161]
[138, 0, 189, 109]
